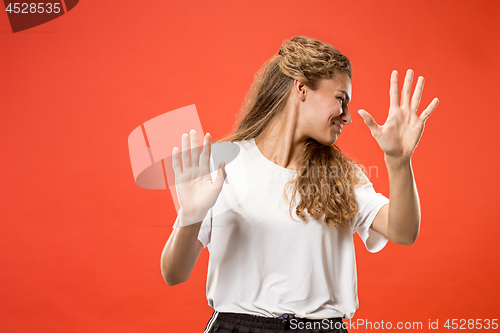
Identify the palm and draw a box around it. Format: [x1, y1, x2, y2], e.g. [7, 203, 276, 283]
[175, 163, 219, 216]
[359, 70, 439, 160]
[172, 130, 226, 225]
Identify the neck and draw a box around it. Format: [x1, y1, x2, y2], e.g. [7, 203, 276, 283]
[254, 101, 306, 171]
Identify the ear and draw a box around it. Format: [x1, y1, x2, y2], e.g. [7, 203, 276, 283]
[293, 79, 307, 101]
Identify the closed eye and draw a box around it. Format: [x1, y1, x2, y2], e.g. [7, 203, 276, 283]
[337, 90, 351, 105]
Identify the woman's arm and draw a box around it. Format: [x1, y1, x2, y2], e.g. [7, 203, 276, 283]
[370, 156, 420, 245]
[161, 209, 205, 286]
[358, 69, 439, 245]
[162, 130, 226, 285]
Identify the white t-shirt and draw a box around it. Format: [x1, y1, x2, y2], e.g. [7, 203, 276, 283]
[172, 138, 389, 320]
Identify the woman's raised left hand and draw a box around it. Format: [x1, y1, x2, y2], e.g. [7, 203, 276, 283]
[358, 69, 439, 161]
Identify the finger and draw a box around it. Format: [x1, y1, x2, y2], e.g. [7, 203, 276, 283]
[213, 161, 227, 191]
[411, 76, 425, 111]
[190, 129, 200, 167]
[181, 133, 191, 170]
[199, 133, 210, 169]
[401, 69, 414, 108]
[358, 109, 381, 137]
[419, 98, 439, 122]
[390, 70, 400, 108]
[208, 133, 212, 165]
[172, 146, 182, 175]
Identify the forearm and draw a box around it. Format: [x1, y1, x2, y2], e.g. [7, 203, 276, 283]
[385, 154, 420, 245]
[161, 210, 203, 285]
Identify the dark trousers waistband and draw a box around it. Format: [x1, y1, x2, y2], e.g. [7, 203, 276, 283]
[213, 311, 345, 331]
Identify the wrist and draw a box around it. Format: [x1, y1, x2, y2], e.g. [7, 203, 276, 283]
[384, 153, 411, 167]
[177, 207, 208, 227]
[384, 154, 413, 175]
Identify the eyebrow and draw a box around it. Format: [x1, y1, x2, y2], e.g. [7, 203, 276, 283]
[338, 90, 351, 104]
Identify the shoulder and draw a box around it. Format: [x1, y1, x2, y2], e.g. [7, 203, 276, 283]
[350, 164, 371, 188]
[211, 139, 253, 163]
[207, 140, 256, 177]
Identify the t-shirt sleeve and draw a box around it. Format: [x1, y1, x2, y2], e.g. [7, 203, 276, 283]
[351, 166, 390, 253]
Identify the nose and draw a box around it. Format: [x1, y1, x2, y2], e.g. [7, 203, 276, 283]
[340, 106, 352, 125]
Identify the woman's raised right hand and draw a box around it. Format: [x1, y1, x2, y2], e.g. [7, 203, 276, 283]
[172, 129, 227, 226]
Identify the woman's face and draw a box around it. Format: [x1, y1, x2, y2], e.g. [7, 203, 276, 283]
[298, 72, 352, 146]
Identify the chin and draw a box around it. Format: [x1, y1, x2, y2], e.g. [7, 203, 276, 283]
[315, 136, 338, 147]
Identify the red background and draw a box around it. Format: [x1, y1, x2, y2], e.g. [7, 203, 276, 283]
[1, 0, 499, 332]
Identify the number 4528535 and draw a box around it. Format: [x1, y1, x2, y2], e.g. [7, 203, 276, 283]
[5, 3, 61, 14]
[444, 319, 498, 330]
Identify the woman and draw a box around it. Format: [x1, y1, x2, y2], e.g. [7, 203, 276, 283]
[161, 36, 439, 333]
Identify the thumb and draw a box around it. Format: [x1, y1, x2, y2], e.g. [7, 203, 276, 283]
[214, 161, 227, 189]
[358, 109, 381, 136]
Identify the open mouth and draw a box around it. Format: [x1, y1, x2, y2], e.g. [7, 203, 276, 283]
[332, 122, 342, 132]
